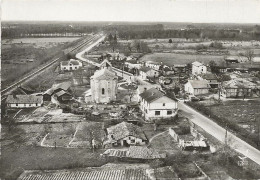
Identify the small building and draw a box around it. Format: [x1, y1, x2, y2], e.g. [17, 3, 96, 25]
[139, 67, 159, 80]
[184, 80, 210, 96]
[145, 61, 161, 70]
[125, 59, 142, 69]
[161, 66, 175, 76]
[43, 82, 72, 102]
[139, 88, 178, 121]
[199, 73, 219, 88]
[6, 94, 43, 108]
[103, 122, 147, 147]
[192, 61, 207, 75]
[60, 59, 82, 71]
[225, 57, 239, 64]
[55, 90, 72, 103]
[221, 79, 257, 98]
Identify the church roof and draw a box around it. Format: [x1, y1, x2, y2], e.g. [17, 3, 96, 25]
[99, 59, 112, 68]
[91, 68, 117, 80]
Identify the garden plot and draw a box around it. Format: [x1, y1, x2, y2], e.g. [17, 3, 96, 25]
[20, 108, 84, 123]
[69, 121, 106, 148]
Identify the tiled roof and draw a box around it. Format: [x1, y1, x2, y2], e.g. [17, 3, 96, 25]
[17, 168, 150, 180]
[6, 95, 43, 104]
[52, 82, 71, 91]
[188, 80, 210, 89]
[137, 85, 161, 94]
[192, 61, 204, 67]
[61, 59, 80, 66]
[102, 146, 166, 160]
[55, 90, 71, 97]
[106, 122, 147, 141]
[139, 88, 165, 103]
[222, 79, 256, 89]
[128, 146, 166, 159]
[91, 68, 117, 80]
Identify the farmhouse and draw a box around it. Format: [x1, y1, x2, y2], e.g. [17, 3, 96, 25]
[60, 59, 82, 71]
[103, 122, 147, 147]
[6, 94, 43, 108]
[139, 88, 178, 120]
[139, 67, 159, 80]
[55, 90, 72, 103]
[90, 60, 118, 104]
[43, 82, 72, 102]
[184, 80, 210, 96]
[192, 61, 207, 75]
[221, 79, 257, 98]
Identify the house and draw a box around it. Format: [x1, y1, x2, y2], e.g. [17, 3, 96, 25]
[107, 52, 126, 61]
[139, 67, 159, 80]
[103, 122, 147, 147]
[221, 79, 257, 98]
[55, 90, 72, 103]
[6, 94, 43, 108]
[225, 57, 239, 64]
[173, 64, 187, 73]
[102, 146, 166, 160]
[90, 60, 118, 104]
[159, 76, 172, 85]
[139, 88, 178, 120]
[125, 59, 142, 69]
[43, 82, 72, 102]
[184, 80, 210, 96]
[137, 84, 162, 96]
[145, 61, 161, 70]
[192, 61, 207, 75]
[60, 59, 82, 71]
[199, 73, 219, 88]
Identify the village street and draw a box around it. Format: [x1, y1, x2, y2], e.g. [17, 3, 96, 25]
[178, 102, 260, 165]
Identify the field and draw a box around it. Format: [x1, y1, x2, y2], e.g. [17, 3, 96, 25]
[140, 52, 225, 66]
[1, 37, 80, 89]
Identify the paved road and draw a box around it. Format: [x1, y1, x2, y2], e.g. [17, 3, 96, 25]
[178, 102, 260, 165]
[76, 36, 134, 82]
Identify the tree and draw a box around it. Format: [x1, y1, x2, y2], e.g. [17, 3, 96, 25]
[107, 33, 113, 42]
[113, 34, 117, 44]
[244, 49, 254, 65]
[168, 39, 173, 43]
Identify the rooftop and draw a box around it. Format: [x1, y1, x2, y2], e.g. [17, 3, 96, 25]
[192, 61, 204, 67]
[140, 88, 177, 103]
[61, 59, 81, 66]
[106, 122, 147, 141]
[139, 67, 154, 73]
[6, 95, 43, 104]
[201, 73, 218, 80]
[188, 80, 210, 89]
[91, 68, 117, 80]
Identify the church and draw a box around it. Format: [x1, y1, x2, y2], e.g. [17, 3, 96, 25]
[90, 60, 118, 103]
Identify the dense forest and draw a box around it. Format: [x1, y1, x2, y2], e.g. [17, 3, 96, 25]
[2, 22, 260, 41]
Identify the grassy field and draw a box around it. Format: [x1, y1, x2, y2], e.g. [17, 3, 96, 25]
[1, 37, 81, 89]
[140, 52, 224, 66]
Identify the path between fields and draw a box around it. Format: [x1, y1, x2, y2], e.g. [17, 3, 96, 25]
[178, 102, 260, 165]
[149, 130, 169, 143]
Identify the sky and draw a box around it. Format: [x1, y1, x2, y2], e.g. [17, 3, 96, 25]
[1, 0, 260, 23]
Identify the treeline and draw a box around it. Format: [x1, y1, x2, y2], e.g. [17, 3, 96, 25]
[1, 23, 99, 38]
[117, 28, 260, 41]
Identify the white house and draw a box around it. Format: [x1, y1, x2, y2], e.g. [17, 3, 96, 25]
[60, 59, 82, 71]
[139, 88, 178, 121]
[184, 80, 210, 96]
[103, 122, 147, 147]
[139, 67, 159, 80]
[6, 94, 43, 108]
[192, 61, 207, 75]
[125, 60, 142, 69]
[145, 61, 161, 70]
